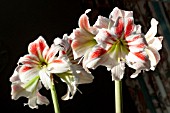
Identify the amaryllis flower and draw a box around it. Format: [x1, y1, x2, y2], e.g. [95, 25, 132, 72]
[53, 34, 94, 100]
[9, 36, 70, 108]
[70, 9, 98, 61]
[144, 18, 163, 71]
[83, 7, 151, 80]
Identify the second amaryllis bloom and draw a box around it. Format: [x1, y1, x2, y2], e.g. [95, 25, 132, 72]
[71, 7, 156, 80]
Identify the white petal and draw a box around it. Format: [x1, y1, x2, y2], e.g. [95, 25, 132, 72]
[37, 92, 50, 105]
[111, 62, 125, 80]
[145, 18, 158, 42]
[148, 36, 163, 51]
[145, 46, 160, 70]
[48, 59, 70, 73]
[70, 64, 94, 84]
[94, 16, 112, 29]
[19, 68, 39, 83]
[39, 69, 51, 90]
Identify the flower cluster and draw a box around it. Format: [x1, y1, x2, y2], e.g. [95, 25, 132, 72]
[70, 7, 163, 80]
[9, 7, 163, 110]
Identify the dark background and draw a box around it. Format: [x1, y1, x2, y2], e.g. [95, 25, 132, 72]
[0, 0, 156, 113]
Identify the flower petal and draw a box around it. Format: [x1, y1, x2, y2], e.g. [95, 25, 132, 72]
[127, 34, 147, 52]
[145, 18, 158, 42]
[124, 17, 134, 37]
[48, 58, 70, 73]
[109, 7, 133, 21]
[111, 62, 125, 80]
[28, 36, 48, 59]
[126, 52, 150, 78]
[94, 16, 113, 29]
[71, 28, 97, 59]
[147, 36, 163, 51]
[145, 46, 160, 70]
[70, 64, 94, 84]
[19, 66, 39, 82]
[39, 69, 51, 90]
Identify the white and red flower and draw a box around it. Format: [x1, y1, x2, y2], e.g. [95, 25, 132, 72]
[71, 7, 155, 80]
[10, 36, 70, 108]
[144, 18, 163, 71]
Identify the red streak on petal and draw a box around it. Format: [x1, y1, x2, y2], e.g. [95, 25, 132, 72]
[134, 52, 146, 61]
[12, 84, 20, 92]
[104, 31, 116, 42]
[61, 50, 66, 55]
[79, 14, 90, 30]
[68, 39, 72, 44]
[72, 41, 80, 49]
[115, 18, 124, 36]
[136, 43, 146, 48]
[53, 59, 63, 63]
[29, 43, 38, 56]
[91, 47, 106, 59]
[47, 52, 54, 61]
[22, 61, 36, 65]
[38, 38, 46, 54]
[125, 18, 134, 37]
[21, 66, 32, 72]
[127, 35, 140, 43]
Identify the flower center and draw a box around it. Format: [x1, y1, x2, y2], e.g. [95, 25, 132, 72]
[39, 60, 48, 68]
[108, 37, 129, 62]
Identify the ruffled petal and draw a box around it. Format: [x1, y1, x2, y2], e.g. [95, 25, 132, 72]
[145, 18, 158, 42]
[26, 92, 49, 109]
[11, 76, 40, 100]
[94, 16, 113, 29]
[94, 29, 116, 49]
[111, 62, 125, 80]
[58, 73, 77, 100]
[70, 64, 94, 84]
[109, 7, 133, 22]
[148, 36, 163, 51]
[126, 52, 150, 78]
[145, 46, 160, 70]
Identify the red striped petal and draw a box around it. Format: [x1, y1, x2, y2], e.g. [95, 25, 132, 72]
[52, 59, 63, 63]
[133, 52, 146, 61]
[125, 18, 134, 37]
[79, 13, 90, 30]
[72, 40, 79, 49]
[29, 43, 38, 56]
[115, 18, 124, 36]
[90, 47, 107, 59]
[136, 43, 146, 48]
[20, 66, 32, 73]
[38, 38, 46, 54]
[127, 35, 140, 43]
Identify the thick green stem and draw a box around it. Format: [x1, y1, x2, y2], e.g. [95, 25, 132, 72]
[50, 75, 60, 113]
[115, 80, 122, 113]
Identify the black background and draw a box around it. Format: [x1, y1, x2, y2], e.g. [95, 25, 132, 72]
[0, 0, 137, 113]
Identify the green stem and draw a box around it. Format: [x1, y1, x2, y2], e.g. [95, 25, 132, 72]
[50, 75, 60, 113]
[115, 80, 122, 113]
